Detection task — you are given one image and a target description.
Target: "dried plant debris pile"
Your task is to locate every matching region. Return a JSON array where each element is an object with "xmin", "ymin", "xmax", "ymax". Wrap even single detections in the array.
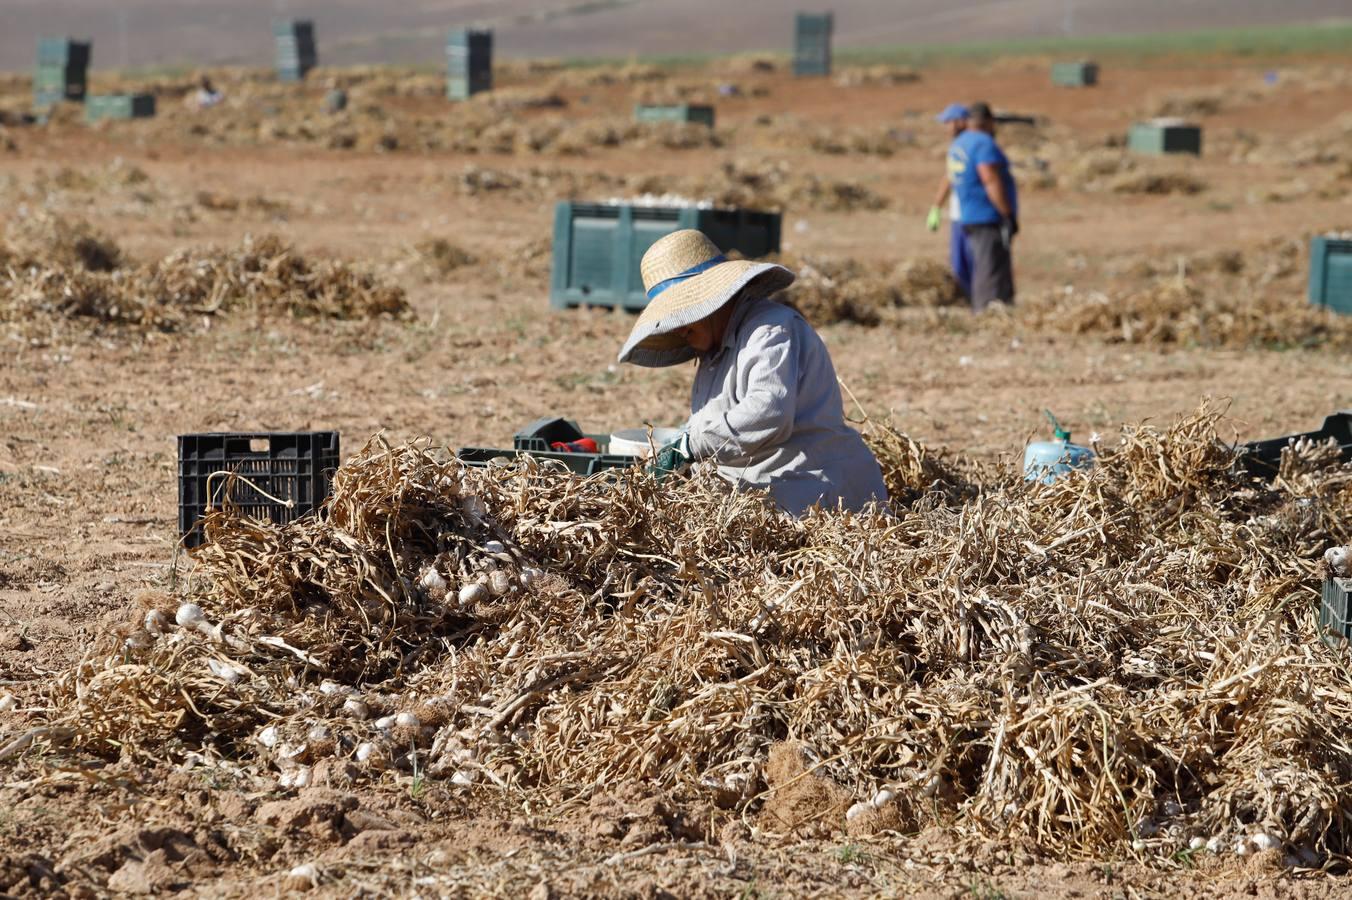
[
  {"xmin": 1022, "ymin": 238, "xmax": 1352, "ymax": 350},
  {"xmin": 24, "ymin": 404, "xmax": 1352, "ymax": 864},
  {"xmin": 1, "ymin": 221, "xmax": 408, "ymax": 331},
  {"xmin": 784, "ymin": 255, "xmax": 964, "ymax": 327}
]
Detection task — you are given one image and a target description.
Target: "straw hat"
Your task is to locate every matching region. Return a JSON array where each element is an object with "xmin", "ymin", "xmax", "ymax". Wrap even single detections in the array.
[{"xmin": 617, "ymin": 229, "xmax": 794, "ymax": 368}]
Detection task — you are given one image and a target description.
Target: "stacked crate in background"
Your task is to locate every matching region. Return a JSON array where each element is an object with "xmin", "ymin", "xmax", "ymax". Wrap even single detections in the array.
[
  {"xmin": 793, "ymin": 13, "xmax": 833, "ymax": 77},
  {"xmin": 34, "ymin": 37, "xmax": 91, "ymax": 110},
  {"xmin": 634, "ymin": 104, "xmax": 715, "ymax": 127},
  {"xmin": 1128, "ymin": 119, "xmax": 1203, "ymax": 155},
  {"xmin": 86, "ymin": 94, "xmax": 157, "ymax": 122},
  {"xmin": 275, "ymin": 20, "xmax": 318, "ymax": 82},
  {"xmin": 447, "ymin": 29, "xmax": 493, "ymax": 100},
  {"xmin": 1051, "ymin": 61, "xmax": 1099, "ymax": 87}
]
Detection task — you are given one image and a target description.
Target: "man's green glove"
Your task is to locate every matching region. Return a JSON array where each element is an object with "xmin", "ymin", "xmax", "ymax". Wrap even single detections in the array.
[
  {"xmin": 647, "ymin": 432, "xmax": 692, "ymax": 482},
  {"xmin": 925, "ymin": 206, "xmax": 942, "ymax": 232}
]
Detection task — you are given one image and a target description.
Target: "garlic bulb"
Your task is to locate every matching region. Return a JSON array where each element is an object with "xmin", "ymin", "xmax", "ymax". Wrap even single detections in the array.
[
  {"xmin": 458, "ymin": 583, "xmax": 488, "ymax": 607},
  {"xmin": 418, "ymin": 567, "xmax": 448, "ymax": 602},
  {"xmin": 1252, "ymin": 833, "xmax": 1280, "ymax": 852},
  {"xmin": 871, "ymin": 789, "xmax": 895, "ymax": 809},
  {"xmin": 257, "ymin": 725, "xmax": 279, "ymax": 748},
  {"xmin": 483, "ymin": 540, "xmax": 506, "ymax": 555},
  {"xmin": 175, "ymin": 603, "xmax": 217, "ymax": 639},
  {"xmin": 175, "ymin": 603, "xmax": 206, "ymax": 628},
  {"xmin": 394, "ymin": 711, "xmax": 420, "ymax": 728},
  {"xmin": 144, "ymin": 609, "xmax": 167, "ymax": 634},
  {"xmin": 279, "ymin": 766, "xmax": 312, "ymax": 789},
  {"xmin": 487, "ymin": 569, "xmax": 512, "ymax": 597},
  {"xmin": 342, "ymin": 698, "xmax": 369, "ymax": 720},
  {"xmin": 355, "ymin": 741, "xmax": 388, "ymax": 769},
  {"xmin": 207, "ymin": 659, "xmax": 244, "ymax": 684},
  {"xmin": 845, "ymin": 801, "xmax": 870, "ymax": 822},
  {"xmin": 285, "ymin": 864, "xmax": 319, "ymax": 891}
]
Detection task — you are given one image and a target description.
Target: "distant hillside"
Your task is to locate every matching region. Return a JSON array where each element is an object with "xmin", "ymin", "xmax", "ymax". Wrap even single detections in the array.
[{"xmin": 3, "ymin": 0, "xmax": 1349, "ymax": 71}]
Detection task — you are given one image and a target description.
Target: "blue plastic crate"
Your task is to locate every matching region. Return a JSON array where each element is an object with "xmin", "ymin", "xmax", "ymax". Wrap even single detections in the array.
[
  {"xmin": 1309, "ymin": 236, "xmax": 1352, "ymax": 315},
  {"xmin": 549, "ymin": 202, "xmax": 782, "ymax": 312}
]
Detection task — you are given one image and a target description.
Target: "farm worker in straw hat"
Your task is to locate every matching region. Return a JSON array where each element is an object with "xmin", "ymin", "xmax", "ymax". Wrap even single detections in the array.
[
  {"xmin": 928, "ymin": 102, "xmax": 973, "ymax": 300},
  {"xmin": 617, "ymin": 229, "xmax": 888, "ymax": 516}
]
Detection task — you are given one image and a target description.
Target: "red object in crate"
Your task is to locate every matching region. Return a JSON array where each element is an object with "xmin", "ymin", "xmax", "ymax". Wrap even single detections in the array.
[{"xmin": 550, "ymin": 438, "xmax": 600, "ymax": 453}]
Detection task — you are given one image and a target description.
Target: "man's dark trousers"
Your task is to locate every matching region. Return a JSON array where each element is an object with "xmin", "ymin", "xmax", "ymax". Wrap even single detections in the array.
[{"xmin": 963, "ymin": 223, "xmax": 1015, "ymax": 312}]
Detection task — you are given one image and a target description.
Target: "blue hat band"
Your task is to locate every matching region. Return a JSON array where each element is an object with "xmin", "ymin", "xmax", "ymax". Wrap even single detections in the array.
[{"xmin": 645, "ymin": 255, "xmax": 728, "ymax": 301}]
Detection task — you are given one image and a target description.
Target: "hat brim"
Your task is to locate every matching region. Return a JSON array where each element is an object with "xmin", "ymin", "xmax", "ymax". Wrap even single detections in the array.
[{"xmin": 617, "ymin": 260, "xmax": 795, "ymax": 367}]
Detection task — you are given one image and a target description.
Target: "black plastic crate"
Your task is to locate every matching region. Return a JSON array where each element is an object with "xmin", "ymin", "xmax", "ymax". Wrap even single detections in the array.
[
  {"xmin": 511, "ymin": 417, "xmax": 609, "ymax": 453},
  {"xmin": 1321, "ymin": 577, "xmax": 1352, "ymax": 647},
  {"xmin": 1239, "ymin": 411, "xmax": 1352, "ymax": 479},
  {"xmin": 458, "ymin": 446, "xmax": 636, "ymax": 476},
  {"xmin": 178, "ymin": 432, "xmax": 340, "ymax": 549}
]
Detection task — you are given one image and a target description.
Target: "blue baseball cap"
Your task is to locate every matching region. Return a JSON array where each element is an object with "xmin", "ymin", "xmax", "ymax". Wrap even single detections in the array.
[{"xmin": 936, "ymin": 103, "xmax": 969, "ymax": 123}]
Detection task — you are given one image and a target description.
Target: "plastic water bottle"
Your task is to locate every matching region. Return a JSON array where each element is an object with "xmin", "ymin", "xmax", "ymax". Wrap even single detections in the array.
[{"xmin": 1023, "ymin": 410, "xmax": 1096, "ymax": 484}]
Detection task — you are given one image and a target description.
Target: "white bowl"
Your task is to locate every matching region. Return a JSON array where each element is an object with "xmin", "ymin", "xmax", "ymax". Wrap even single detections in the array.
[{"xmin": 609, "ymin": 427, "xmax": 680, "ymax": 457}]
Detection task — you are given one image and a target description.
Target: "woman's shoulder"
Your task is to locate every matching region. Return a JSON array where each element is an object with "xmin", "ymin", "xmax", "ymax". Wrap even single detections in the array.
[{"xmin": 742, "ymin": 295, "xmax": 808, "ymax": 333}]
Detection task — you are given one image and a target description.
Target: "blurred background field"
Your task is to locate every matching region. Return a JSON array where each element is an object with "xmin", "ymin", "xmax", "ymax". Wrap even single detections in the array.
[{"xmin": 1, "ymin": 5, "xmax": 1352, "ymax": 897}]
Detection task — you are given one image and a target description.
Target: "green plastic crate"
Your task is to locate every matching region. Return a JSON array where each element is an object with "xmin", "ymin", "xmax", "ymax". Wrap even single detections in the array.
[
  {"xmin": 274, "ymin": 20, "xmax": 317, "ymax": 82},
  {"xmin": 1321, "ymin": 577, "xmax": 1352, "ymax": 647},
  {"xmin": 1309, "ymin": 236, "xmax": 1352, "ymax": 314},
  {"xmin": 86, "ymin": 94, "xmax": 156, "ymax": 122},
  {"xmin": 1052, "ymin": 61, "xmax": 1098, "ymax": 87},
  {"xmin": 794, "ymin": 12, "xmax": 833, "ymax": 77},
  {"xmin": 37, "ymin": 38, "xmax": 90, "ymax": 68},
  {"xmin": 33, "ymin": 55, "xmax": 88, "ymax": 107},
  {"xmin": 634, "ymin": 104, "xmax": 714, "ymax": 127},
  {"xmin": 1128, "ymin": 120, "xmax": 1202, "ymax": 155},
  {"xmin": 549, "ymin": 202, "xmax": 782, "ymax": 312},
  {"xmin": 447, "ymin": 29, "xmax": 492, "ymax": 100}
]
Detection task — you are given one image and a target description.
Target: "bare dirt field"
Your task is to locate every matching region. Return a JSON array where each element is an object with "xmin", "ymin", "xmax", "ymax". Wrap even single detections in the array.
[{"xmin": 1, "ymin": 48, "xmax": 1352, "ymax": 898}]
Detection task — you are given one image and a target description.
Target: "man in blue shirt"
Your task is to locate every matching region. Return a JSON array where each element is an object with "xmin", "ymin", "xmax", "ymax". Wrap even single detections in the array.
[
  {"xmin": 947, "ymin": 101, "xmax": 1018, "ymax": 310},
  {"xmin": 927, "ymin": 103, "xmax": 972, "ymax": 300}
]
